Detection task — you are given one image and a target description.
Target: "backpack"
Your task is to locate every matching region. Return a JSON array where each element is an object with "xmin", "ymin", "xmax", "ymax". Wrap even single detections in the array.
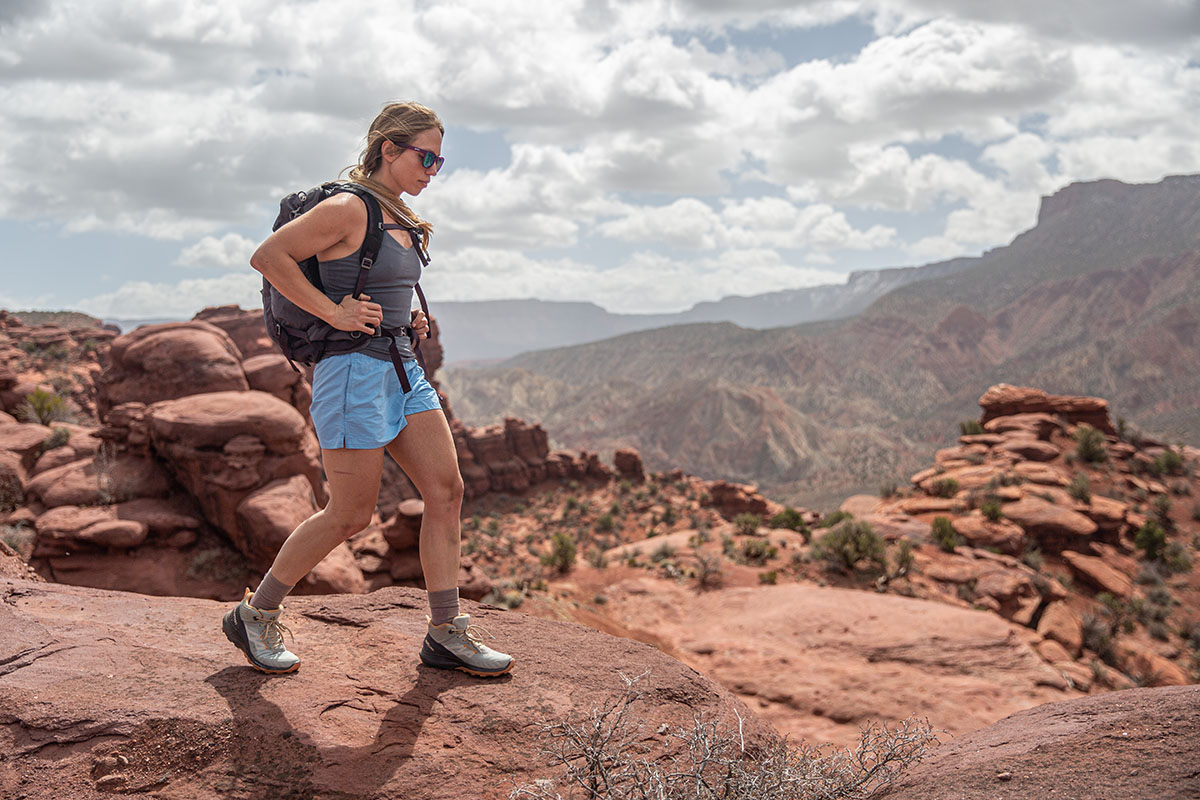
[{"xmin": 260, "ymin": 181, "xmax": 431, "ymax": 392}]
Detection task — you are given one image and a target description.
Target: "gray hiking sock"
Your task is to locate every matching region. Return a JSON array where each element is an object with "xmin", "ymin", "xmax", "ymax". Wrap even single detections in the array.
[
  {"xmin": 250, "ymin": 571, "xmax": 295, "ymax": 611},
  {"xmin": 428, "ymin": 587, "xmax": 460, "ymax": 626}
]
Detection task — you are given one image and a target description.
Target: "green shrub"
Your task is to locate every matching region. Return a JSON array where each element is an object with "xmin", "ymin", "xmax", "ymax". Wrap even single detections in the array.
[
  {"xmin": 650, "ymin": 542, "xmax": 676, "ymax": 563},
  {"xmin": 595, "ymin": 513, "xmax": 615, "ymax": 533},
  {"xmin": 812, "ymin": 521, "xmax": 886, "ymax": 572},
  {"xmin": 1151, "ymin": 494, "xmax": 1174, "ymax": 530},
  {"xmin": 1132, "ymin": 520, "xmax": 1161, "ymax": 563},
  {"xmin": 1073, "ymin": 424, "xmax": 1108, "ymax": 463},
  {"xmin": 1068, "ymin": 473, "xmax": 1092, "ymax": 504},
  {"xmin": 959, "ymin": 420, "xmax": 984, "ymax": 435},
  {"xmin": 890, "ymin": 539, "xmax": 914, "ymax": 578},
  {"xmin": 929, "ymin": 478, "xmax": 960, "ymax": 498},
  {"xmin": 1081, "ymin": 612, "xmax": 1116, "ymax": 664},
  {"xmin": 733, "ymin": 513, "xmax": 761, "ymax": 536},
  {"xmin": 695, "ymin": 550, "xmax": 723, "ymax": 589},
  {"xmin": 16, "ymin": 388, "xmax": 70, "ymax": 426},
  {"xmin": 818, "ymin": 510, "xmax": 852, "ymax": 528},
  {"xmin": 980, "ymin": 499, "xmax": 1003, "ymax": 522},
  {"xmin": 586, "ymin": 547, "xmax": 608, "ymax": 569},
  {"xmin": 758, "ymin": 569, "xmax": 778, "ymax": 585},
  {"xmin": 541, "ymin": 531, "xmax": 577, "ymax": 573},
  {"xmin": 767, "ymin": 507, "xmax": 810, "ymax": 542},
  {"xmin": 1162, "ymin": 541, "xmax": 1193, "ymax": 575},
  {"xmin": 1151, "ymin": 449, "xmax": 1184, "ymax": 477},
  {"xmin": 739, "ymin": 538, "xmax": 778, "ymax": 566},
  {"xmin": 931, "ymin": 516, "xmax": 961, "ymax": 553},
  {"xmin": 879, "ymin": 480, "xmax": 898, "ymax": 498}
]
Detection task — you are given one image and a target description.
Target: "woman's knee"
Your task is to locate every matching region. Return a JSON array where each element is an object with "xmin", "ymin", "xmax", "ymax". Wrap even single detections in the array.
[
  {"xmin": 322, "ymin": 506, "xmax": 373, "ymax": 539},
  {"xmin": 421, "ymin": 473, "xmax": 464, "ymax": 512}
]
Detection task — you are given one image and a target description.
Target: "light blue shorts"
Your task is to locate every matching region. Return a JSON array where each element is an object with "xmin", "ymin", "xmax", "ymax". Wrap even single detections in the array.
[{"xmin": 310, "ymin": 352, "xmax": 442, "ymax": 450}]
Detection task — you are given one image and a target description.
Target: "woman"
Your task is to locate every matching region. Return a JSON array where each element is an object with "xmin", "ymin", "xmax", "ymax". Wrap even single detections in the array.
[{"xmin": 222, "ymin": 101, "xmax": 513, "ymax": 678}]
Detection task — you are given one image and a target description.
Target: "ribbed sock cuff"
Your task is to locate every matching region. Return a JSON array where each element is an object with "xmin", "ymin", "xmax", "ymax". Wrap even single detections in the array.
[
  {"xmin": 250, "ymin": 571, "xmax": 295, "ymax": 611},
  {"xmin": 428, "ymin": 587, "xmax": 460, "ymax": 626}
]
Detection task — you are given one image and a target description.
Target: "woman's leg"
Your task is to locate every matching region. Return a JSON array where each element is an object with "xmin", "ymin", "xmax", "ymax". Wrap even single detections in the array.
[
  {"xmin": 383, "ymin": 409, "xmax": 463, "ymax": 593},
  {"xmin": 266, "ymin": 446, "xmax": 386, "ymax": 585}
]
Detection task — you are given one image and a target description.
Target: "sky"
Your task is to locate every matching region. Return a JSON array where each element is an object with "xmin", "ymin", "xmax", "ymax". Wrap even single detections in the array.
[{"xmin": 1, "ymin": 0, "xmax": 1198, "ymax": 320}]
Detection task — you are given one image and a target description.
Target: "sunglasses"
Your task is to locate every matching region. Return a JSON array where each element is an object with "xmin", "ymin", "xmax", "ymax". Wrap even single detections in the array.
[{"xmin": 392, "ymin": 141, "xmax": 445, "ymax": 172}]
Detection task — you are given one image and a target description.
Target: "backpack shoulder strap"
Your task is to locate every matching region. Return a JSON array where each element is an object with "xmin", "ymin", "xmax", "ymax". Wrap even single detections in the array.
[{"xmin": 328, "ymin": 183, "xmax": 384, "ymax": 300}]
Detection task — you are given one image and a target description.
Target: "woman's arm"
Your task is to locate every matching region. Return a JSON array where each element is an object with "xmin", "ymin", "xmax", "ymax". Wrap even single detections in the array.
[{"xmin": 250, "ymin": 194, "xmax": 383, "ymax": 334}]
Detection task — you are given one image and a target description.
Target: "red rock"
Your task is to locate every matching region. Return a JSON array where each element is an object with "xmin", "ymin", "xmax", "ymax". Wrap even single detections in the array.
[
  {"xmin": 1083, "ymin": 495, "xmax": 1128, "ymax": 533},
  {"xmin": 96, "ymin": 322, "xmax": 249, "ymax": 415},
  {"xmin": 26, "ymin": 453, "xmax": 172, "ymax": 508},
  {"xmin": 861, "ymin": 513, "xmax": 930, "ymax": 543},
  {"xmin": 115, "ymin": 496, "xmax": 203, "ymax": 535},
  {"xmin": 997, "ymin": 436, "xmax": 1061, "ymax": 462},
  {"xmin": 382, "ymin": 498, "xmax": 424, "ymax": 551},
  {"xmin": 920, "ymin": 556, "xmax": 985, "ymax": 584},
  {"xmin": 884, "ymin": 496, "xmax": 967, "ymax": 515},
  {"xmin": 0, "ymin": 422, "xmax": 53, "ymax": 468},
  {"xmin": 1061, "ymin": 550, "xmax": 1133, "ymax": 598},
  {"xmin": 704, "ymin": 480, "xmax": 771, "ymax": 519},
  {"xmin": 1037, "ymin": 601, "xmax": 1083, "ymax": 656},
  {"xmin": 233, "ymin": 474, "xmax": 320, "ymax": 569},
  {"xmin": 839, "ymin": 494, "xmax": 881, "ymax": 517},
  {"xmin": 935, "ymin": 444, "xmax": 989, "ymax": 464},
  {"xmin": 876, "ymin": 686, "xmax": 1200, "ymax": 800},
  {"xmin": 951, "ymin": 515, "xmax": 1026, "ymax": 555},
  {"xmin": 1037, "ymin": 638, "xmax": 1073, "ymax": 664},
  {"xmin": 984, "ymin": 412, "xmax": 1060, "ymax": 439},
  {"xmin": 77, "ymin": 519, "xmax": 149, "ymax": 548},
  {"xmin": 192, "ymin": 304, "xmax": 277, "ymax": 359},
  {"xmin": 978, "ymin": 384, "xmax": 1116, "ymax": 435},
  {"xmin": 613, "ymin": 447, "xmax": 646, "ymax": 482},
  {"xmin": 464, "ymin": 423, "xmax": 530, "ymax": 492},
  {"xmin": 1001, "ymin": 497, "xmax": 1097, "ymax": 549},
  {"xmin": 1118, "ymin": 642, "xmax": 1189, "ymax": 687},
  {"xmin": 30, "ymin": 445, "xmax": 79, "ymax": 476},
  {"xmin": 919, "ymin": 464, "xmax": 1002, "ymax": 492},
  {"xmin": 958, "ymin": 433, "xmax": 1006, "ymax": 446},
  {"xmin": 504, "ymin": 417, "xmax": 549, "ymax": 482},
  {"xmin": 300, "ymin": 541, "xmax": 366, "ymax": 595},
  {"xmin": 0, "ymin": 539, "xmax": 41, "ymax": 581},
  {"xmin": 1012, "ymin": 461, "xmax": 1070, "ymax": 486},
  {"xmin": 0, "ymin": 580, "xmax": 777, "ymax": 799}
]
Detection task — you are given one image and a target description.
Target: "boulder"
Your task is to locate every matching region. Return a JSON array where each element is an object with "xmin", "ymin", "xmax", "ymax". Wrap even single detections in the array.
[
  {"xmin": 1001, "ymin": 496, "xmax": 1097, "ymax": 550},
  {"xmin": 951, "ymin": 515, "xmax": 1027, "ymax": 555},
  {"xmin": 983, "ymin": 412, "xmax": 1060, "ymax": 439},
  {"xmin": 96, "ymin": 322, "xmax": 249, "ymax": 415},
  {"xmin": 26, "ymin": 453, "xmax": 172, "ymax": 508},
  {"xmin": 1037, "ymin": 601, "xmax": 1083, "ymax": 657},
  {"xmin": 996, "ymin": 436, "xmax": 1061, "ymax": 462},
  {"xmin": 0, "ymin": 580, "xmax": 777, "ymax": 800},
  {"xmin": 233, "ymin": 474, "xmax": 321, "ymax": 570},
  {"xmin": 1011, "ymin": 461, "xmax": 1070, "ymax": 486},
  {"xmin": 1061, "ymin": 551, "xmax": 1133, "ymax": 598},
  {"xmin": 704, "ymin": 480, "xmax": 772, "ymax": 520},
  {"xmin": 0, "ymin": 422, "xmax": 53, "ymax": 469},
  {"xmin": 192, "ymin": 304, "xmax": 277, "ymax": 359},
  {"xmin": 1117, "ymin": 642, "xmax": 1189, "ymax": 687},
  {"xmin": 613, "ymin": 447, "xmax": 646, "ymax": 483},
  {"xmin": 978, "ymin": 384, "xmax": 1116, "ymax": 435},
  {"xmin": 382, "ymin": 498, "xmax": 425, "ymax": 551}
]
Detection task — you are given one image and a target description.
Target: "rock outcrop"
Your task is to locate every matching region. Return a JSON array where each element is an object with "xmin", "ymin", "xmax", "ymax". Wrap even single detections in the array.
[
  {"xmin": 877, "ymin": 685, "xmax": 1200, "ymax": 800},
  {"xmin": 0, "ymin": 578, "xmax": 777, "ymax": 799}
]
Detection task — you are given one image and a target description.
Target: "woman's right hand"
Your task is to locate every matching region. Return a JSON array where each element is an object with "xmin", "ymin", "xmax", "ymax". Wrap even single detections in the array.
[{"xmin": 330, "ymin": 294, "xmax": 384, "ymax": 334}]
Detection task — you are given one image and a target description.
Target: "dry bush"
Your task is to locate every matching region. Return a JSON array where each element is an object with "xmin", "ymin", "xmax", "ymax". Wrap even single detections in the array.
[{"xmin": 510, "ymin": 672, "xmax": 937, "ymax": 800}]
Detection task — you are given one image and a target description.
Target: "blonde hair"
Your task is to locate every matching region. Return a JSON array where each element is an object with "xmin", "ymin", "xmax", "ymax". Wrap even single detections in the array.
[{"xmin": 346, "ymin": 101, "xmax": 443, "ymax": 243}]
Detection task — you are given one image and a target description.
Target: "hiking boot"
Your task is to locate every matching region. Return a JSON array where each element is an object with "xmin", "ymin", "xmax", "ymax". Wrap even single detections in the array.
[
  {"xmin": 420, "ymin": 614, "xmax": 514, "ymax": 677},
  {"xmin": 221, "ymin": 588, "xmax": 300, "ymax": 674}
]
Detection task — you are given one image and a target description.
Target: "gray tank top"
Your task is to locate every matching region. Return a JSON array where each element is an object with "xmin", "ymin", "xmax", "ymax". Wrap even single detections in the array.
[{"xmin": 318, "ymin": 233, "xmax": 422, "ymax": 362}]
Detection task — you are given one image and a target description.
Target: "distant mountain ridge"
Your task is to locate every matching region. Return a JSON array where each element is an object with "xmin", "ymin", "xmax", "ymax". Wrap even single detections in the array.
[{"xmin": 443, "ymin": 175, "xmax": 1200, "ymax": 506}]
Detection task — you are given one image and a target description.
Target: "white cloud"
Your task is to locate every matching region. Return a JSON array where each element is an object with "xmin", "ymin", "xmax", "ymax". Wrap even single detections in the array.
[
  {"xmin": 174, "ymin": 233, "xmax": 258, "ymax": 269},
  {"xmin": 76, "ymin": 272, "xmax": 263, "ymax": 319}
]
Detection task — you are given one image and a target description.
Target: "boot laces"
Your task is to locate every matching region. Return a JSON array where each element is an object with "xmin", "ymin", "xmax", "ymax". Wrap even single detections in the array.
[
  {"xmin": 457, "ymin": 622, "xmax": 495, "ymax": 653},
  {"xmin": 257, "ymin": 616, "xmax": 294, "ymax": 653}
]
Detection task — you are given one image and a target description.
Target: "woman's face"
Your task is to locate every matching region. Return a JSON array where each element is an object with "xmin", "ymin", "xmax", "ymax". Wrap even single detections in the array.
[{"xmin": 382, "ymin": 127, "xmax": 443, "ymax": 197}]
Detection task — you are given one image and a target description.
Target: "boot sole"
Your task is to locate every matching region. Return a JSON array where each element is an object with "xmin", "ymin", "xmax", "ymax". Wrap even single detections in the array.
[{"xmin": 222, "ymin": 608, "xmax": 300, "ymax": 675}]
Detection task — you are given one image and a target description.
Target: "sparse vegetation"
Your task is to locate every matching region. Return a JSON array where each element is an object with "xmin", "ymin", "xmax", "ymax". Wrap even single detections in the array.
[
  {"xmin": 930, "ymin": 516, "xmax": 960, "ymax": 553},
  {"xmin": 542, "ymin": 531, "xmax": 578, "ymax": 574},
  {"xmin": 15, "ymin": 388, "xmax": 70, "ymax": 426},
  {"xmin": 1072, "ymin": 424, "xmax": 1108, "ymax": 463},
  {"xmin": 758, "ymin": 569, "xmax": 778, "ymax": 585},
  {"xmin": 733, "ymin": 513, "xmax": 761, "ymax": 536},
  {"xmin": 738, "ymin": 538, "xmax": 778, "ymax": 567},
  {"xmin": 819, "ymin": 510, "xmax": 852, "ymax": 529},
  {"xmin": 1134, "ymin": 520, "xmax": 1167, "ymax": 562},
  {"xmin": 694, "ymin": 550, "xmax": 723, "ymax": 590},
  {"xmin": 1068, "ymin": 473, "xmax": 1092, "ymax": 504},
  {"xmin": 595, "ymin": 513, "xmax": 615, "ymax": 533},
  {"xmin": 1022, "ymin": 548, "xmax": 1044, "ymax": 571},
  {"xmin": 1150, "ymin": 449, "xmax": 1184, "ymax": 477},
  {"xmin": 767, "ymin": 507, "xmax": 811, "ymax": 542},
  {"xmin": 980, "ymin": 498, "xmax": 1003, "ymax": 522},
  {"xmin": 1081, "ymin": 612, "xmax": 1116, "ymax": 665},
  {"xmin": 813, "ymin": 521, "xmax": 886, "ymax": 573},
  {"xmin": 929, "ymin": 478, "xmax": 959, "ymax": 498},
  {"xmin": 510, "ymin": 672, "xmax": 937, "ymax": 800},
  {"xmin": 959, "ymin": 420, "xmax": 984, "ymax": 435}
]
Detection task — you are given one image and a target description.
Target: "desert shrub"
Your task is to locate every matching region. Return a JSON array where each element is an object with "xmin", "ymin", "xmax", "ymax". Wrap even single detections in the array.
[
  {"xmin": 487, "ymin": 519, "xmax": 501, "ymax": 537},
  {"xmin": 42, "ymin": 426, "xmax": 72, "ymax": 452},
  {"xmin": 890, "ymin": 539, "xmax": 914, "ymax": 579},
  {"xmin": 586, "ymin": 548, "xmax": 608, "ymax": 569},
  {"xmin": 650, "ymin": 542, "xmax": 676, "ymax": 564},
  {"xmin": 1022, "ymin": 547, "xmax": 1044, "ymax": 571},
  {"xmin": 660, "ymin": 505, "xmax": 677, "ymax": 525},
  {"xmin": 564, "ymin": 496, "xmax": 581, "ymax": 514},
  {"xmin": 510, "ymin": 672, "xmax": 937, "ymax": 800},
  {"xmin": 1170, "ymin": 480, "xmax": 1192, "ymax": 496},
  {"xmin": 1081, "ymin": 613, "xmax": 1117, "ymax": 665},
  {"xmin": 959, "ymin": 420, "xmax": 984, "ymax": 435},
  {"xmin": 758, "ymin": 570, "xmax": 778, "ymax": 585},
  {"xmin": 1073, "ymin": 424, "xmax": 1108, "ymax": 463},
  {"xmin": 930, "ymin": 516, "xmax": 960, "ymax": 553},
  {"xmin": 1151, "ymin": 494, "xmax": 1174, "ymax": 530},
  {"xmin": 1150, "ymin": 449, "xmax": 1184, "ymax": 477},
  {"xmin": 1135, "ymin": 520, "xmax": 1167, "ymax": 562},
  {"xmin": 929, "ymin": 478, "xmax": 959, "ymax": 498},
  {"xmin": 733, "ymin": 513, "xmax": 761, "ymax": 536},
  {"xmin": 0, "ymin": 472, "xmax": 22, "ymax": 514},
  {"xmin": 813, "ymin": 521, "xmax": 886, "ymax": 572},
  {"xmin": 818, "ymin": 510, "xmax": 852, "ymax": 529},
  {"xmin": 15, "ymin": 388, "xmax": 70, "ymax": 426},
  {"xmin": 1148, "ymin": 620, "xmax": 1171, "ymax": 641},
  {"xmin": 980, "ymin": 498, "xmax": 1003, "ymax": 522},
  {"xmin": 542, "ymin": 531, "xmax": 578, "ymax": 574},
  {"xmin": 739, "ymin": 538, "xmax": 778, "ymax": 566},
  {"xmin": 768, "ymin": 507, "xmax": 810, "ymax": 542},
  {"xmin": 694, "ymin": 551, "xmax": 723, "ymax": 590},
  {"xmin": 595, "ymin": 513, "xmax": 615, "ymax": 533},
  {"xmin": 879, "ymin": 480, "xmax": 898, "ymax": 498},
  {"xmin": 1162, "ymin": 541, "xmax": 1193, "ymax": 575},
  {"xmin": 1068, "ymin": 473, "xmax": 1092, "ymax": 504}
]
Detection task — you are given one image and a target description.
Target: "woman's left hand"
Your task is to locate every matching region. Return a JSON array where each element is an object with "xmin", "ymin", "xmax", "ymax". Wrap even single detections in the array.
[{"xmin": 410, "ymin": 309, "xmax": 429, "ymax": 340}]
